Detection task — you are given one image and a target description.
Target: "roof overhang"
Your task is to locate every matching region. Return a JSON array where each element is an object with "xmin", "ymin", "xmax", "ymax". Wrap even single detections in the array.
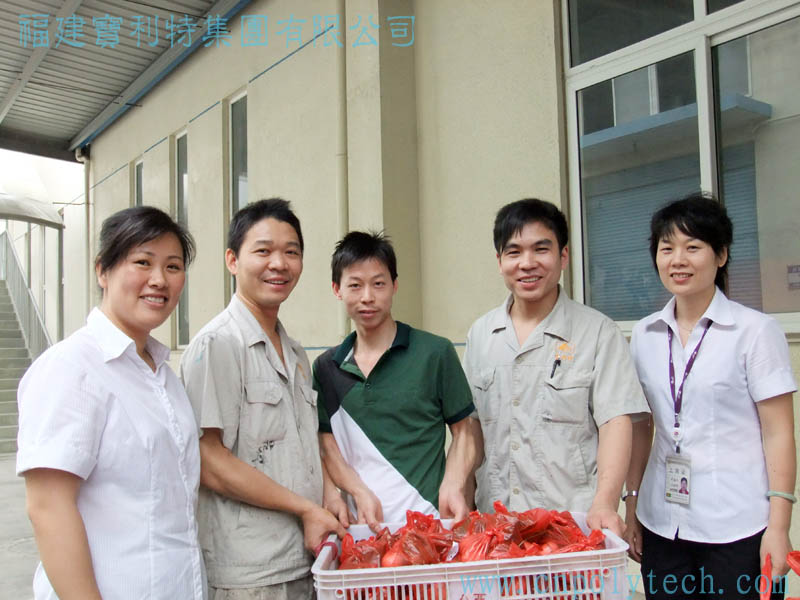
[
  {"xmin": 0, "ymin": 0, "xmax": 250, "ymax": 161},
  {"xmin": 0, "ymin": 192, "xmax": 64, "ymax": 228}
]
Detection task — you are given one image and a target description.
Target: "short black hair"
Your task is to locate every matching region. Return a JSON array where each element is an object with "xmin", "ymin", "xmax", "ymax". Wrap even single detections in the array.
[
  {"xmin": 228, "ymin": 198, "xmax": 303, "ymax": 256},
  {"xmin": 331, "ymin": 231, "xmax": 397, "ymax": 285},
  {"xmin": 493, "ymin": 199, "xmax": 569, "ymax": 253},
  {"xmin": 649, "ymin": 193, "xmax": 732, "ymax": 292},
  {"xmin": 95, "ymin": 206, "xmax": 195, "ymax": 274}
]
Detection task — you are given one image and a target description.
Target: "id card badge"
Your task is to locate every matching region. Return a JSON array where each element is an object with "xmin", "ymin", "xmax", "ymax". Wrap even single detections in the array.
[{"xmin": 665, "ymin": 453, "xmax": 691, "ymax": 505}]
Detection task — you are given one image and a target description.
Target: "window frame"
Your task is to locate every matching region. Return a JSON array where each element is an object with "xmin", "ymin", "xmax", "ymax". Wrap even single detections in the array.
[
  {"xmin": 228, "ymin": 90, "xmax": 248, "ymax": 219},
  {"xmin": 563, "ymin": 0, "xmax": 800, "ymax": 336},
  {"xmin": 174, "ymin": 130, "xmax": 189, "ymax": 349},
  {"xmin": 227, "ymin": 89, "xmax": 247, "ymax": 301},
  {"xmin": 133, "ymin": 159, "xmax": 144, "ymax": 207}
]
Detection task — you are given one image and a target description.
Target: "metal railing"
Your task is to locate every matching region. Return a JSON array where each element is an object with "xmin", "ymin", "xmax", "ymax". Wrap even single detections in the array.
[{"xmin": 0, "ymin": 231, "xmax": 52, "ymax": 359}]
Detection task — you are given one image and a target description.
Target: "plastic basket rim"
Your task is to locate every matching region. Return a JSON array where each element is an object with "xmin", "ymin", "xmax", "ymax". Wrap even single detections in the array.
[{"xmin": 312, "ymin": 513, "xmax": 629, "ymax": 578}]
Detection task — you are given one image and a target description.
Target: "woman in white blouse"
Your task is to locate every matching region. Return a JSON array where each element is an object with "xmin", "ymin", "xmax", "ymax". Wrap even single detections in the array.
[
  {"xmin": 624, "ymin": 194, "xmax": 796, "ymax": 600},
  {"xmin": 16, "ymin": 207, "xmax": 205, "ymax": 600}
]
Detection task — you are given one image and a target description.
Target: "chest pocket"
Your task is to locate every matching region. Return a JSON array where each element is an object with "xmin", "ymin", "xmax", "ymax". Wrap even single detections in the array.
[
  {"xmin": 243, "ymin": 380, "xmax": 287, "ymax": 450},
  {"xmin": 297, "ymin": 384, "xmax": 319, "ymax": 431},
  {"xmin": 541, "ymin": 369, "xmax": 591, "ymax": 425},
  {"xmin": 300, "ymin": 384, "xmax": 317, "ymax": 407},
  {"xmin": 472, "ymin": 367, "xmax": 497, "ymax": 424}
]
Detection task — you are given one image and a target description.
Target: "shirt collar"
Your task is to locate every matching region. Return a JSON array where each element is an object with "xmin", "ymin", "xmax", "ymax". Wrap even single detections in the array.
[
  {"xmin": 332, "ymin": 321, "xmax": 411, "ymax": 366},
  {"xmin": 656, "ymin": 296, "xmax": 679, "ymax": 331},
  {"xmin": 490, "ymin": 286, "xmax": 573, "ymax": 342},
  {"xmin": 656, "ymin": 287, "xmax": 735, "ymax": 331},
  {"xmin": 702, "ymin": 287, "xmax": 735, "ymax": 326},
  {"xmin": 86, "ymin": 307, "xmax": 170, "ymax": 365},
  {"xmin": 540, "ymin": 286, "xmax": 572, "ymax": 341},
  {"xmin": 487, "ymin": 296, "xmax": 512, "ymax": 333},
  {"xmin": 228, "ymin": 294, "xmax": 301, "ymax": 380},
  {"xmin": 228, "ymin": 293, "xmax": 284, "ymax": 348}
]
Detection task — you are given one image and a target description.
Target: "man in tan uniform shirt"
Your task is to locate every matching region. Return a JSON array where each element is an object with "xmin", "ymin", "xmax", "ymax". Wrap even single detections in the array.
[
  {"xmin": 463, "ymin": 199, "xmax": 649, "ymax": 535},
  {"xmin": 181, "ymin": 199, "xmax": 344, "ymax": 600}
]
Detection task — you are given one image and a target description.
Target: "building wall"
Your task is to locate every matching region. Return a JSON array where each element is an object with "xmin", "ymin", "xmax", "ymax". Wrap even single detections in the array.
[
  {"xmin": 246, "ymin": 0, "xmax": 345, "ymax": 347},
  {"xmin": 414, "ymin": 0, "xmax": 567, "ymax": 342},
  {"xmin": 185, "ymin": 103, "xmax": 227, "ymax": 340},
  {"xmin": 62, "ymin": 202, "xmax": 88, "ymax": 336}
]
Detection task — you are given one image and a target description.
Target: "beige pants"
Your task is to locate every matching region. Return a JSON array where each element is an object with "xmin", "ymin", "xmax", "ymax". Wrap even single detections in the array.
[{"xmin": 209, "ymin": 576, "xmax": 314, "ymax": 600}]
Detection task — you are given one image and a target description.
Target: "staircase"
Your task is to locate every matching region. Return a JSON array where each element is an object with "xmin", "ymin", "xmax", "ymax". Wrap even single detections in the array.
[{"xmin": 0, "ymin": 281, "xmax": 28, "ymax": 454}]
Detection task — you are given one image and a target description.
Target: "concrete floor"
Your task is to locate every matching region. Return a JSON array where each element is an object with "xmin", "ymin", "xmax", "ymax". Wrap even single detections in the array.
[{"xmin": 0, "ymin": 453, "xmax": 36, "ymax": 600}]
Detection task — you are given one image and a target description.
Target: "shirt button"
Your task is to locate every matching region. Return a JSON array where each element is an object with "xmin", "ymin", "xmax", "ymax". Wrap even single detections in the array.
[
  {"xmin": 513, "ymin": 488, "xmax": 520, "ymax": 495},
  {"xmin": 511, "ymin": 442, "xmax": 519, "ymax": 451},
  {"xmin": 365, "ymin": 382, "xmax": 371, "ymax": 389},
  {"xmin": 512, "ymin": 399, "xmax": 520, "ymax": 406},
  {"xmin": 515, "ymin": 355, "xmax": 524, "ymax": 364}
]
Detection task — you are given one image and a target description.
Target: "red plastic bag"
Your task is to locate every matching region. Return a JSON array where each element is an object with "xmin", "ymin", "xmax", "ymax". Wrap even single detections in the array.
[
  {"xmin": 487, "ymin": 541, "xmax": 528, "ymax": 560},
  {"xmin": 556, "ymin": 529, "xmax": 606, "ymax": 554},
  {"xmin": 381, "ymin": 529, "xmax": 439, "ymax": 567},
  {"xmin": 340, "ymin": 501, "xmax": 606, "ymax": 574},
  {"xmin": 453, "ymin": 510, "xmax": 498, "ymax": 539},
  {"xmin": 516, "ymin": 507, "xmax": 553, "ymax": 540},
  {"xmin": 457, "ymin": 531, "xmax": 495, "ymax": 562},
  {"xmin": 492, "ymin": 500, "xmax": 552, "ymax": 543},
  {"xmin": 339, "ymin": 528, "xmax": 395, "ymax": 570},
  {"xmin": 760, "ymin": 553, "xmax": 772, "ymax": 600},
  {"xmin": 398, "ymin": 510, "xmax": 438, "ymax": 533},
  {"xmin": 537, "ymin": 511, "xmax": 586, "ymax": 547},
  {"xmin": 787, "ymin": 550, "xmax": 800, "ymax": 576},
  {"xmin": 492, "ymin": 512, "xmax": 523, "ymax": 545}
]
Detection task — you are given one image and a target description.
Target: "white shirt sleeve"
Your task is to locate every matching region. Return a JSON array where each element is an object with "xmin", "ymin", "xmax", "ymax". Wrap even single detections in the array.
[
  {"xmin": 745, "ymin": 316, "xmax": 798, "ymax": 402},
  {"xmin": 16, "ymin": 350, "xmax": 107, "ymax": 480}
]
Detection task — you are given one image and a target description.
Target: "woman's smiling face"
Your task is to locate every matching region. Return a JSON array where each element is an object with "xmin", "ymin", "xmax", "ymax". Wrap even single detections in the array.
[
  {"xmin": 655, "ymin": 227, "xmax": 727, "ymax": 300},
  {"xmin": 97, "ymin": 232, "xmax": 186, "ymax": 345}
]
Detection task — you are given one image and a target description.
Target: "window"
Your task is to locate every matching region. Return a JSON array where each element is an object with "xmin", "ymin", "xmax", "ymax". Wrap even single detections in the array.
[
  {"xmin": 577, "ymin": 53, "xmax": 701, "ymax": 321},
  {"xmin": 568, "ymin": 0, "xmax": 693, "ymax": 66},
  {"xmin": 714, "ymin": 18, "xmax": 800, "ymax": 315},
  {"xmin": 176, "ymin": 133, "xmax": 189, "ymax": 346},
  {"xmin": 566, "ymin": 2, "xmax": 800, "ymax": 327},
  {"xmin": 134, "ymin": 160, "xmax": 143, "ymax": 206},
  {"xmin": 708, "ymin": 0, "xmax": 746, "ymax": 13},
  {"xmin": 230, "ymin": 95, "xmax": 248, "ymax": 216}
]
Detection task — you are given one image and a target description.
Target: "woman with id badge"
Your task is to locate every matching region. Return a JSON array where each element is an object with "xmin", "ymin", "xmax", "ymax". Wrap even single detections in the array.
[{"xmin": 624, "ymin": 194, "xmax": 797, "ymax": 599}]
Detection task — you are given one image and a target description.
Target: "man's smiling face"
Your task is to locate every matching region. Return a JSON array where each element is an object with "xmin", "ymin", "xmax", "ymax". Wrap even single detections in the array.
[
  {"xmin": 497, "ymin": 221, "xmax": 568, "ymax": 309},
  {"xmin": 226, "ymin": 217, "xmax": 303, "ymax": 310}
]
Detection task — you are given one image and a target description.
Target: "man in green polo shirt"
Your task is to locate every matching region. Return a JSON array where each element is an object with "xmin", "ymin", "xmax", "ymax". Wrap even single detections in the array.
[{"xmin": 313, "ymin": 231, "xmax": 483, "ymax": 530}]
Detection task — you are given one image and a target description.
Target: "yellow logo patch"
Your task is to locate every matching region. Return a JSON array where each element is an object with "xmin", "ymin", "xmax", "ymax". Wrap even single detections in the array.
[{"xmin": 555, "ymin": 341, "xmax": 575, "ymax": 362}]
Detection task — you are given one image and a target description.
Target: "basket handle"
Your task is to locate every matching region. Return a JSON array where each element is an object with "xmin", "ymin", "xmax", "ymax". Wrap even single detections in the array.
[{"xmin": 314, "ymin": 539, "xmax": 339, "ymax": 560}]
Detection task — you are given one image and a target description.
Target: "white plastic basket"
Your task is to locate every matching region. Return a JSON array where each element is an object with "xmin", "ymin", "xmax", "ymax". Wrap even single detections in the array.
[{"xmin": 312, "ymin": 513, "xmax": 629, "ymax": 600}]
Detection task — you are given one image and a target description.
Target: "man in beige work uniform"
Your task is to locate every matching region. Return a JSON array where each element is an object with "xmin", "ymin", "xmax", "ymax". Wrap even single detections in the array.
[
  {"xmin": 463, "ymin": 199, "xmax": 648, "ymax": 535},
  {"xmin": 181, "ymin": 198, "xmax": 344, "ymax": 600}
]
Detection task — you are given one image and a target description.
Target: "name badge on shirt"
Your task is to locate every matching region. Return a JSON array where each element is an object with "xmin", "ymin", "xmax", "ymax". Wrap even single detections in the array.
[{"xmin": 665, "ymin": 453, "xmax": 691, "ymax": 505}]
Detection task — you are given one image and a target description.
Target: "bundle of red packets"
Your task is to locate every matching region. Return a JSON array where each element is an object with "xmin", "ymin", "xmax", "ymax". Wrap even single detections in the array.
[{"xmin": 338, "ymin": 500, "xmax": 606, "ymax": 570}]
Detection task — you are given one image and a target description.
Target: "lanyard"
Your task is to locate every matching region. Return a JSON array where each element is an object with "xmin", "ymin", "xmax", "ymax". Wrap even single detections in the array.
[{"xmin": 667, "ymin": 319, "xmax": 712, "ymax": 451}]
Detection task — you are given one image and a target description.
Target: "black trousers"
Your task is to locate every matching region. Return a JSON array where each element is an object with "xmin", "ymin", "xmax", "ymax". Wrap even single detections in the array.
[{"xmin": 640, "ymin": 526, "xmax": 785, "ymax": 600}]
